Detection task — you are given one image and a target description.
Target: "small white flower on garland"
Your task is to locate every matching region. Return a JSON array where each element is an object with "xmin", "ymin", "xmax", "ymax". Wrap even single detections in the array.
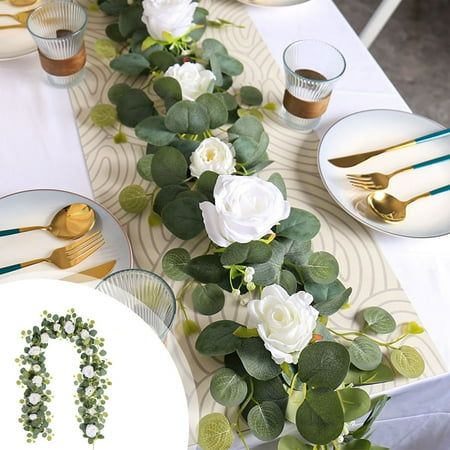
[{"xmin": 17, "ymin": 309, "xmax": 111, "ymax": 444}]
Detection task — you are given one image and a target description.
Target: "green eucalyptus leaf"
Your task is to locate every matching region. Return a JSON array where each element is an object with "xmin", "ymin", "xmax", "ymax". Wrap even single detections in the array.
[
  {"xmin": 305, "ymin": 280, "xmax": 352, "ymax": 316},
  {"xmin": 148, "ymin": 50, "xmax": 177, "ymax": 71},
  {"xmin": 233, "ymin": 327, "xmax": 259, "ymax": 338},
  {"xmin": 337, "ymin": 387, "xmax": 371, "ymax": 422},
  {"xmin": 251, "ymin": 240, "xmax": 286, "ymax": 286},
  {"xmin": 117, "ymin": 89, "xmax": 155, "ymax": 127},
  {"xmin": 119, "ymin": 185, "xmax": 149, "ymax": 213},
  {"xmin": 192, "ymin": 284, "xmax": 225, "ymax": 315},
  {"xmin": 247, "ymin": 401, "xmax": 284, "ymax": 441},
  {"xmin": 183, "ymin": 255, "xmax": 228, "ymax": 283},
  {"xmin": 202, "ymin": 38, "xmax": 228, "ymax": 59},
  {"xmin": 153, "ymin": 184, "xmax": 188, "ymax": 215},
  {"xmin": 349, "ymin": 337, "xmax": 382, "ymax": 371},
  {"xmin": 153, "ymin": 76, "xmax": 182, "ymax": 109},
  {"xmin": 237, "ymin": 107, "xmax": 264, "ymax": 121},
  {"xmin": 169, "ymin": 136, "xmax": 200, "ymax": 162},
  {"xmin": 162, "ymin": 248, "xmax": 190, "ymax": 281},
  {"xmin": 100, "ymin": 0, "xmax": 128, "ymax": 16},
  {"xmin": 247, "ymin": 159, "xmax": 273, "ymax": 173},
  {"xmin": 218, "ymin": 92, "xmax": 238, "ymax": 111},
  {"xmin": 390, "ymin": 345, "xmax": 425, "ymax": 378},
  {"xmin": 363, "ymin": 307, "xmax": 396, "ymax": 334},
  {"xmin": 232, "ymin": 135, "xmax": 258, "ymax": 165},
  {"xmin": 135, "ymin": 116, "xmax": 176, "ymax": 146},
  {"xmin": 305, "ymin": 251, "xmax": 339, "ymax": 284},
  {"xmin": 136, "ymin": 154, "xmax": 153, "ymax": 181},
  {"xmin": 268, "ymin": 172, "xmax": 287, "ymax": 199},
  {"xmin": 247, "ymin": 377, "xmax": 289, "ymax": 418},
  {"xmin": 281, "ymin": 363, "xmax": 303, "ymax": 391},
  {"xmin": 241, "ymin": 86, "xmax": 263, "ymax": 106},
  {"xmin": 90, "ymin": 104, "xmax": 117, "ymax": 127},
  {"xmin": 342, "ymin": 440, "xmax": 371, "ymax": 450},
  {"xmin": 177, "ymin": 190, "xmax": 208, "ymax": 203},
  {"xmin": 298, "ymin": 342, "xmax": 350, "ymax": 389},
  {"xmin": 296, "ymin": 389, "xmax": 344, "ymax": 445},
  {"xmin": 198, "ymin": 413, "xmax": 233, "ymax": 450},
  {"xmin": 279, "ymin": 270, "xmax": 297, "ymax": 295},
  {"xmin": 193, "ymin": 6, "xmax": 209, "ymax": 25},
  {"xmin": 281, "ymin": 239, "xmax": 312, "ymax": 266},
  {"xmin": 161, "ymin": 197, "xmax": 204, "ymax": 240},
  {"xmin": 195, "ymin": 320, "xmax": 242, "ymax": 356},
  {"xmin": 352, "ymin": 395, "xmax": 390, "ymax": 439},
  {"xmin": 197, "ymin": 171, "xmax": 218, "ymax": 202},
  {"xmin": 110, "ymin": 53, "xmax": 149, "ymax": 75},
  {"xmin": 196, "ymin": 93, "xmax": 228, "ymax": 129},
  {"xmin": 210, "ymin": 368, "xmax": 247, "ymax": 407},
  {"xmin": 105, "ymin": 22, "xmax": 127, "ymax": 42},
  {"xmin": 344, "ymin": 364, "xmax": 394, "ymax": 386},
  {"xmin": 286, "ymin": 389, "xmax": 305, "ymax": 424},
  {"xmin": 276, "ymin": 208, "xmax": 321, "ymax": 242},
  {"xmin": 209, "ymin": 54, "xmax": 224, "ymax": 87},
  {"xmin": 237, "ymin": 337, "xmax": 281, "ymax": 381},
  {"xmin": 165, "ymin": 100, "xmax": 210, "ymax": 134},
  {"xmin": 151, "ymin": 146, "xmax": 187, "ymax": 187},
  {"xmin": 220, "ymin": 241, "xmax": 272, "ymax": 266},
  {"xmin": 118, "ymin": 5, "xmax": 144, "ymax": 37},
  {"xmin": 228, "ymin": 116, "xmax": 264, "ymax": 142},
  {"xmin": 278, "ymin": 435, "xmax": 312, "ymax": 450},
  {"xmin": 220, "ymin": 55, "xmax": 244, "ymax": 76},
  {"xmin": 108, "ymin": 83, "xmax": 131, "ymax": 105}
]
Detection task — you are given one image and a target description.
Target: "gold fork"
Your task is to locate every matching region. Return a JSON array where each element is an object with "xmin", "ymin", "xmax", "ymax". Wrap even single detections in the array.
[
  {"xmin": 0, "ymin": 23, "xmax": 25, "ymax": 30},
  {"xmin": 0, "ymin": 231, "xmax": 104, "ymax": 275},
  {"xmin": 347, "ymin": 154, "xmax": 450, "ymax": 190},
  {"xmin": 0, "ymin": 9, "xmax": 35, "ymax": 25}
]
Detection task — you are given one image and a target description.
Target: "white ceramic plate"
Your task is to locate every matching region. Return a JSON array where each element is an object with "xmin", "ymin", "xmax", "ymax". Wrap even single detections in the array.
[
  {"xmin": 237, "ymin": 0, "xmax": 310, "ymax": 7},
  {"xmin": 0, "ymin": 1, "xmax": 40, "ymax": 60},
  {"xmin": 0, "ymin": 279, "xmax": 189, "ymax": 449},
  {"xmin": 318, "ymin": 109, "xmax": 450, "ymax": 238},
  {"xmin": 0, "ymin": 189, "xmax": 132, "ymax": 281}
]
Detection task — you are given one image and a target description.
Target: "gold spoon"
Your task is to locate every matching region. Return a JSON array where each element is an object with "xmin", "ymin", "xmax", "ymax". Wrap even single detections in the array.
[
  {"xmin": 0, "ymin": 9, "xmax": 35, "ymax": 25},
  {"xmin": 0, "ymin": 204, "xmax": 96, "ymax": 239},
  {"xmin": 367, "ymin": 185, "xmax": 450, "ymax": 223},
  {"xmin": 9, "ymin": 0, "xmax": 37, "ymax": 7}
]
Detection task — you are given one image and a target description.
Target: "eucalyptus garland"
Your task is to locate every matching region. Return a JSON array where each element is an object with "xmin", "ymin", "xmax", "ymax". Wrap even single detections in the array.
[
  {"xmin": 91, "ymin": 1, "xmax": 427, "ymax": 449},
  {"xmin": 17, "ymin": 310, "xmax": 111, "ymax": 444}
]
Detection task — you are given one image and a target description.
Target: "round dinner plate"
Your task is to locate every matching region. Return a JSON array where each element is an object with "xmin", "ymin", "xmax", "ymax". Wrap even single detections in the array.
[
  {"xmin": 318, "ymin": 109, "xmax": 450, "ymax": 238},
  {"xmin": 0, "ymin": 189, "xmax": 132, "ymax": 281},
  {"xmin": 0, "ymin": 1, "xmax": 41, "ymax": 60},
  {"xmin": 0, "ymin": 279, "xmax": 189, "ymax": 449}
]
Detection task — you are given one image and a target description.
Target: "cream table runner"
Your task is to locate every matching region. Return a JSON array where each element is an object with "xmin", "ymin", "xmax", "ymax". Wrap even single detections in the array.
[{"xmin": 69, "ymin": 0, "xmax": 446, "ymax": 442}]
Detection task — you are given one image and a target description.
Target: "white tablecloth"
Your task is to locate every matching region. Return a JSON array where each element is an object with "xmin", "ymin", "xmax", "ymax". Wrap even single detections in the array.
[{"xmin": 1, "ymin": 0, "xmax": 449, "ymax": 448}]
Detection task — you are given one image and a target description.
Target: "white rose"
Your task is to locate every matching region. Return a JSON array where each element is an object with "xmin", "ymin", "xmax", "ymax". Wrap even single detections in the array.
[
  {"xmin": 80, "ymin": 329, "xmax": 90, "ymax": 340},
  {"xmin": 247, "ymin": 285, "xmax": 319, "ymax": 364},
  {"xmin": 85, "ymin": 424, "xmax": 99, "ymax": 438},
  {"xmin": 141, "ymin": 0, "xmax": 196, "ymax": 41},
  {"xmin": 86, "ymin": 348, "xmax": 94, "ymax": 356},
  {"xmin": 40, "ymin": 333, "xmax": 49, "ymax": 344},
  {"xmin": 85, "ymin": 386, "xmax": 96, "ymax": 397},
  {"xmin": 199, "ymin": 175, "xmax": 291, "ymax": 247},
  {"xmin": 165, "ymin": 62, "xmax": 215, "ymax": 101},
  {"xmin": 29, "ymin": 346, "xmax": 41, "ymax": 356},
  {"xmin": 29, "ymin": 393, "xmax": 41, "ymax": 405},
  {"xmin": 64, "ymin": 321, "xmax": 75, "ymax": 334},
  {"xmin": 82, "ymin": 365, "xmax": 95, "ymax": 379},
  {"xmin": 88, "ymin": 407, "xmax": 97, "ymax": 416},
  {"xmin": 189, "ymin": 137, "xmax": 236, "ymax": 178},
  {"xmin": 32, "ymin": 364, "xmax": 41, "ymax": 373},
  {"xmin": 53, "ymin": 323, "xmax": 61, "ymax": 332},
  {"xmin": 29, "ymin": 414, "xmax": 37, "ymax": 421},
  {"xmin": 32, "ymin": 375, "xmax": 43, "ymax": 387}
]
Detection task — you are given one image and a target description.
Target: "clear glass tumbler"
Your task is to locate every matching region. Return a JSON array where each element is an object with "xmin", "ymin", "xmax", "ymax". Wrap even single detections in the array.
[
  {"xmin": 282, "ymin": 40, "xmax": 346, "ymax": 132},
  {"xmin": 27, "ymin": 1, "xmax": 88, "ymax": 88}
]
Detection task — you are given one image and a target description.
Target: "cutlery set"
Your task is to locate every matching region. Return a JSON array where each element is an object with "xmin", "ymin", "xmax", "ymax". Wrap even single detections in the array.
[
  {"xmin": 0, "ymin": 8, "xmax": 34, "ymax": 30},
  {"xmin": 328, "ymin": 128, "xmax": 450, "ymax": 222},
  {"xmin": 0, "ymin": 203, "xmax": 114, "ymax": 279}
]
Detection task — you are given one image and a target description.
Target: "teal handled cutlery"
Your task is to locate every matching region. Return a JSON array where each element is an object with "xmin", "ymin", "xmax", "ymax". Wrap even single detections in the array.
[
  {"xmin": 329, "ymin": 128, "xmax": 450, "ymax": 168},
  {"xmin": 347, "ymin": 154, "xmax": 450, "ymax": 190},
  {"xmin": 367, "ymin": 185, "xmax": 450, "ymax": 222}
]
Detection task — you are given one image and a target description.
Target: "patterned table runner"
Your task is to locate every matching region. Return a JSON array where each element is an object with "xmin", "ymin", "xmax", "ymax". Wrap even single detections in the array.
[{"xmin": 70, "ymin": 0, "xmax": 446, "ymax": 443}]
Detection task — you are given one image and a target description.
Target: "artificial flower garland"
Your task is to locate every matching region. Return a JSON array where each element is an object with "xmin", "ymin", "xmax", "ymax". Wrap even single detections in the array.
[
  {"xmin": 17, "ymin": 310, "xmax": 111, "ymax": 444},
  {"xmin": 91, "ymin": 1, "xmax": 427, "ymax": 448}
]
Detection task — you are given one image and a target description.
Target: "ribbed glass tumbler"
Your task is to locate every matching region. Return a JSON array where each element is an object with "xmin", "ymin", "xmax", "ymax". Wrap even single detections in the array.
[
  {"xmin": 27, "ymin": 1, "xmax": 87, "ymax": 88},
  {"xmin": 96, "ymin": 269, "xmax": 177, "ymax": 340},
  {"xmin": 282, "ymin": 40, "xmax": 346, "ymax": 132}
]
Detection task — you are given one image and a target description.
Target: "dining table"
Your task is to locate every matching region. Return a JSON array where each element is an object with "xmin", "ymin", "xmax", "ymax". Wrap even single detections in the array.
[{"xmin": 0, "ymin": 0, "xmax": 449, "ymax": 449}]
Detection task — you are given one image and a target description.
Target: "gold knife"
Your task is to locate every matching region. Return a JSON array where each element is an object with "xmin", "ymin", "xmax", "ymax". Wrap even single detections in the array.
[{"xmin": 61, "ymin": 260, "xmax": 116, "ymax": 283}]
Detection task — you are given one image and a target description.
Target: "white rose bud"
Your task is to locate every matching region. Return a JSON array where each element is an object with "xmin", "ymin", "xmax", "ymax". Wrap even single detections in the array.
[
  {"xmin": 247, "ymin": 285, "xmax": 318, "ymax": 364},
  {"xmin": 53, "ymin": 323, "xmax": 61, "ymax": 332},
  {"xmin": 232, "ymin": 289, "xmax": 241, "ymax": 300},
  {"xmin": 32, "ymin": 375, "xmax": 43, "ymax": 387},
  {"xmin": 81, "ymin": 329, "xmax": 90, "ymax": 340},
  {"xmin": 64, "ymin": 321, "xmax": 75, "ymax": 334},
  {"xmin": 85, "ymin": 424, "xmax": 99, "ymax": 438},
  {"xmin": 29, "ymin": 346, "xmax": 41, "ymax": 356},
  {"xmin": 246, "ymin": 282, "xmax": 256, "ymax": 291},
  {"xmin": 240, "ymin": 296, "xmax": 250, "ymax": 307},
  {"xmin": 189, "ymin": 137, "xmax": 236, "ymax": 178},
  {"xmin": 82, "ymin": 365, "xmax": 95, "ymax": 379},
  {"xmin": 40, "ymin": 333, "xmax": 49, "ymax": 344},
  {"xmin": 85, "ymin": 386, "xmax": 96, "ymax": 396},
  {"xmin": 32, "ymin": 364, "xmax": 41, "ymax": 373},
  {"xmin": 29, "ymin": 393, "xmax": 41, "ymax": 405},
  {"xmin": 29, "ymin": 414, "xmax": 37, "ymax": 421},
  {"xmin": 141, "ymin": 0, "xmax": 196, "ymax": 41},
  {"xmin": 200, "ymin": 175, "xmax": 291, "ymax": 247},
  {"xmin": 86, "ymin": 348, "xmax": 94, "ymax": 356},
  {"xmin": 165, "ymin": 62, "xmax": 215, "ymax": 101}
]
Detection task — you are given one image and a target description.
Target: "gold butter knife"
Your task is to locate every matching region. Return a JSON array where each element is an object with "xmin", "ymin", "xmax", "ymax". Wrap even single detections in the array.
[{"xmin": 61, "ymin": 260, "xmax": 116, "ymax": 283}]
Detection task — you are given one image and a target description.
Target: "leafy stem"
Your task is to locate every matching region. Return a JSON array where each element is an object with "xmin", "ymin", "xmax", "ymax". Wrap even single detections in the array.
[
  {"xmin": 327, "ymin": 328, "xmax": 408, "ymax": 349},
  {"xmin": 233, "ymin": 378, "xmax": 254, "ymax": 450},
  {"xmin": 176, "ymin": 279, "xmax": 195, "ymax": 320}
]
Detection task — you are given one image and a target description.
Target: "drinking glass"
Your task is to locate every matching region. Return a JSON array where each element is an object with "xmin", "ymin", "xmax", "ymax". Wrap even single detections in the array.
[
  {"xmin": 27, "ymin": 1, "xmax": 87, "ymax": 88},
  {"xmin": 282, "ymin": 40, "xmax": 346, "ymax": 131},
  {"xmin": 96, "ymin": 269, "xmax": 177, "ymax": 340}
]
